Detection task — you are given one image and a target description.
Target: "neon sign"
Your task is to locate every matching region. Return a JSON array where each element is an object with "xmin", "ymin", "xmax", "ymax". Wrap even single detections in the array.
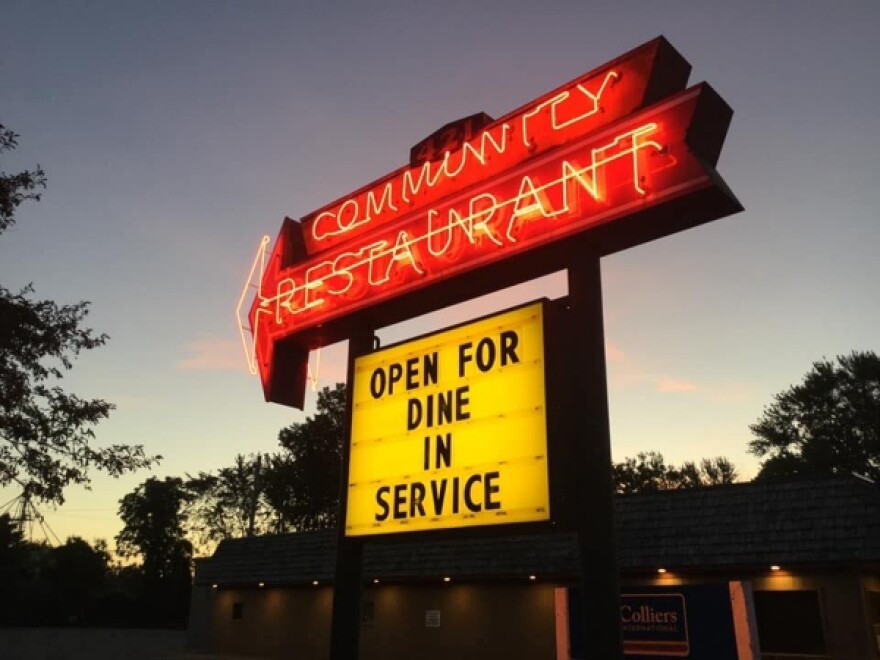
[{"xmin": 239, "ymin": 37, "xmax": 740, "ymax": 407}]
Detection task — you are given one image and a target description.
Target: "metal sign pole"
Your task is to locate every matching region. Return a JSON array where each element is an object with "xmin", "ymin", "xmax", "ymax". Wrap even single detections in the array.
[
  {"xmin": 329, "ymin": 327, "xmax": 374, "ymax": 660},
  {"xmin": 567, "ymin": 256, "xmax": 623, "ymax": 659}
]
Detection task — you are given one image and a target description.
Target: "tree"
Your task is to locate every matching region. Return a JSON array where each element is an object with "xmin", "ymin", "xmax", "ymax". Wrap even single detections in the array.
[
  {"xmin": 186, "ymin": 453, "xmax": 269, "ymax": 552},
  {"xmin": 0, "ymin": 123, "xmax": 159, "ymax": 505},
  {"xmin": 0, "ymin": 513, "xmax": 28, "ymax": 594},
  {"xmin": 117, "ymin": 477, "xmax": 193, "ymax": 579},
  {"xmin": 267, "ymin": 384, "xmax": 346, "ymax": 531},
  {"xmin": 44, "ymin": 536, "xmax": 110, "ymax": 624},
  {"xmin": 261, "ymin": 452, "xmax": 299, "ymax": 534},
  {"xmin": 116, "ymin": 477, "xmax": 192, "ymax": 626},
  {"xmin": 612, "ymin": 452, "xmax": 737, "ymax": 494},
  {"xmin": 0, "ymin": 125, "xmax": 45, "ymax": 232},
  {"xmin": 749, "ymin": 351, "xmax": 880, "ymax": 481}
]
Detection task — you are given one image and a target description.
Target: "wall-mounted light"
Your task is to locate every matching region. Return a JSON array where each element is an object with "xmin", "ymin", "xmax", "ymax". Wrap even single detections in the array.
[
  {"xmin": 657, "ymin": 568, "xmax": 667, "ymax": 574},
  {"xmin": 258, "ymin": 582, "xmax": 265, "ymax": 588},
  {"xmin": 212, "ymin": 584, "xmax": 218, "ymax": 589},
  {"xmin": 312, "ymin": 580, "xmax": 320, "ymax": 586},
  {"xmin": 443, "ymin": 577, "xmax": 451, "ymax": 583},
  {"xmin": 770, "ymin": 565, "xmax": 781, "ymax": 571},
  {"xmin": 373, "ymin": 578, "xmax": 380, "ymax": 584},
  {"xmin": 529, "ymin": 575, "xmax": 537, "ymax": 581}
]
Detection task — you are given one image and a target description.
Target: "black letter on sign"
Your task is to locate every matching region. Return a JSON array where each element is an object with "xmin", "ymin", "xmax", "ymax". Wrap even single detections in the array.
[
  {"xmin": 407, "ymin": 398, "xmax": 423, "ymax": 431},
  {"xmin": 458, "ymin": 341, "xmax": 473, "ymax": 377},
  {"xmin": 455, "ymin": 386, "xmax": 470, "ymax": 421},
  {"xmin": 500, "ymin": 330, "xmax": 520, "ymax": 366},
  {"xmin": 425, "ymin": 433, "xmax": 453, "ymax": 470},
  {"xmin": 485, "ymin": 471, "xmax": 501, "ymax": 510},
  {"xmin": 370, "ymin": 368, "xmax": 386, "ymax": 399},
  {"xmin": 437, "ymin": 433, "xmax": 452, "ymax": 469},
  {"xmin": 464, "ymin": 474, "xmax": 482, "ymax": 513},
  {"xmin": 406, "ymin": 356, "xmax": 419, "ymax": 391},
  {"xmin": 423, "ymin": 352, "xmax": 438, "ymax": 386},
  {"xmin": 431, "ymin": 479, "xmax": 447, "ymax": 516},
  {"xmin": 410, "ymin": 482, "xmax": 426, "ymax": 518},
  {"xmin": 476, "ymin": 337, "xmax": 496, "ymax": 372},
  {"xmin": 393, "ymin": 484, "xmax": 407, "ymax": 520},
  {"xmin": 375, "ymin": 486, "xmax": 391, "ymax": 521},
  {"xmin": 388, "ymin": 363, "xmax": 403, "ymax": 394}
]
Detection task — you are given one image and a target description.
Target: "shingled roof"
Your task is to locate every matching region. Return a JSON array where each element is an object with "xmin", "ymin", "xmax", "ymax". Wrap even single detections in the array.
[{"xmin": 194, "ymin": 476, "xmax": 880, "ymax": 586}]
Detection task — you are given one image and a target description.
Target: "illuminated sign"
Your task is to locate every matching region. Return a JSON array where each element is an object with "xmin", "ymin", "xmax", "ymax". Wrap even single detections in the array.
[
  {"xmin": 239, "ymin": 37, "xmax": 740, "ymax": 407},
  {"xmin": 621, "ymin": 594, "xmax": 689, "ymax": 656},
  {"xmin": 345, "ymin": 302, "xmax": 548, "ymax": 536}
]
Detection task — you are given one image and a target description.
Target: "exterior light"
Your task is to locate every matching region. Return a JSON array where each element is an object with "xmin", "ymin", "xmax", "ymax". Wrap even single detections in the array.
[
  {"xmin": 212, "ymin": 584, "xmax": 218, "ymax": 589},
  {"xmin": 529, "ymin": 575, "xmax": 537, "ymax": 581},
  {"xmin": 443, "ymin": 577, "xmax": 451, "ymax": 583},
  {"xmin": 373, "ymin": 579, "xmax": 380, "ymax": 584},
  {"xmin": 657, "ymin": 568, "xmax": 667, "ymax": 574},
  {"xmin": 312, "ymin": 580, "xmax": 319, "ymax": 586},
  {"xmin": 258, "ymin": 582, "xmax": 265, "ymax": 588},
  {"xmin": 770, "ymin": 565, "xmax": 781, "ymax": 571}
]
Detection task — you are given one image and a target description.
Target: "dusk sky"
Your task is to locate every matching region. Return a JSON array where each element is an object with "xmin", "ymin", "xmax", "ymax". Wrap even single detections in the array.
[{"xmin": 2, "ymin": 1, "xmax": 878, "ymax": 548}]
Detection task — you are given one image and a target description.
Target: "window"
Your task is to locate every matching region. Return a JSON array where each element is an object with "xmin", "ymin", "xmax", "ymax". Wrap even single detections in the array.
[
  {"xmin": 753, "ymin": 590, "xmax": 825, "ymax": 655},
  {"xmin": 232, "ymin": 602, "xmax": 244, "ymax": 620}
]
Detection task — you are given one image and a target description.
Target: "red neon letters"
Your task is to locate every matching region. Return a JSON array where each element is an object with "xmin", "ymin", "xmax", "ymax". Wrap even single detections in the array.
[{"xmin": 240, "ymin": 38, "xmax": 739, "ymax": 407}]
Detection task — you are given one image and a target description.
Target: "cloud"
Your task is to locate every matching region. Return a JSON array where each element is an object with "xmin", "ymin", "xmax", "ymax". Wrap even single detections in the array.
[
  {"xmin": 656, "ymin": 378, "xmax": 699, "ymax": 393},
  {"xmin": 611, "ymin": 372, "xmax": 699, "ymax": 394},
  {"xmin": 703, "ymin": 381, "xmax": 759, "ymax": 405},
  {"xmin": 177, "ymin": 336, "xmax": 246, "ymax": 372},
  {"xmin": 605, "ymin": 341, "xmax": 625, "ymax": 363},
  {"xmin": 606, "ymin": 346, "xmax": 698, "ymax": 394}
]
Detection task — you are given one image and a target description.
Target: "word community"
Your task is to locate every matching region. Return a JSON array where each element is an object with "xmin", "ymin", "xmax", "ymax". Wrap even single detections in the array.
[{"xmin": 370, "ymin": 330, "xmax": 521, "ymax": 523}]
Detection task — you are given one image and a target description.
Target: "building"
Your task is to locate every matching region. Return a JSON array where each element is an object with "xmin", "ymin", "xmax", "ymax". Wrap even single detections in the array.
[{"xmin": 187, "ymin": 476, "xmax": 880, "ymax": 659}]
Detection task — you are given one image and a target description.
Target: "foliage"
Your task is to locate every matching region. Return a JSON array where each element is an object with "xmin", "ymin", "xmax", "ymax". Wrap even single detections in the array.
[
  {"xmin": 185, "ymin": 418, "xmax": 348, "ymax": 549},
  {"xmin": 0, "ymin": 513, "xmax": 29, "ymax": 592},
  {"xmin": 268, "ymin": 383, "xmax": 347, "ymax": 531},
  {"xmin": 186, "ymin": 453, "xmax": 269, "ymax": 551},
  {"xmin": 261, "ymin": 451, "xmax": 299, "ymax": 534},
  {"xmin": 0, "ymin": 123, "xmax": 159, "ymax": 504},
  {"xmin": 0, "ymin": 525, "xmax": 117, "ymax": 626},
  {"xmin": 612, "ymin": 452, "xmax": 737, "ymax": 494},
  {"xmin": 0, "ymin": 125, "xmax": 46, "ymax": 233},
  {"xmin": 44, "ymin": 536, "xmax": 110, "ymax": 624},
  {"xmin": 117, "ymin": 477, "xmax": 193, "ymax": 578},
  {"xmin": 116, "ymin": 477, "xmax": 193, "ymax": 626},
  {"xmin": 749, "ymin": 351, "xmax": 880, "ymax": 481}
]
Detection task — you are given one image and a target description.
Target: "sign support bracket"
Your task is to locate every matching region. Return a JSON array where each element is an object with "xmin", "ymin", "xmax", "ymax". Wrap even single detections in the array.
[
  {"xmin": 566, "ymin": 256, "xmax": 623, "ymax": 659},
  {"xmin": 329, "ymin": 326, "xmax": 374, "ymax": 660}
]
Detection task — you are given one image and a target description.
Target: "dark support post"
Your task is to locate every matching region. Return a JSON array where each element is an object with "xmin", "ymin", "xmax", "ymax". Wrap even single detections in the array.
[
  {"xmin": 567, "ymin": 256, "xmax": 622, "ymax": 659},
  {"xmin": 329, "ymin": 327, "xmax": 374, "ymax": 660}
]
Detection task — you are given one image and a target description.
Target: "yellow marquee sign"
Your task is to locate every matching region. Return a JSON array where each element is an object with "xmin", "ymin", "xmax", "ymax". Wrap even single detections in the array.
[{"xmin": 345, "ymin": 301, "xmax": 550, "ymax": 536}]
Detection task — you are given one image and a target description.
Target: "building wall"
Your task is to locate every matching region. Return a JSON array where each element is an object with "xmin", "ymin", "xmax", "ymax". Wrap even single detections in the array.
[
  {"xmin": 188, "ymin": 572, "xmax": 878, "ymax": 660},
  {"xmin": 188, "ymin": 582, "xmax": 556, "ymax": 660},
  {"xmin": 187, "ymin": 585, "xmax": 213, "ymax": 654},
  {"xmin": 629, "ymin": 571, "xmax": 875, "ymax": 660},
  {"xmin": 860, "ymin": 575, "xmax": 880, "ymax": 659},
  {"xmin": 193, "ymin": 584, "xmax": 333, "ymax": 659},
  {"xmin": 360, "ymin": 583, "xmax": 556, "ymax": 660}
]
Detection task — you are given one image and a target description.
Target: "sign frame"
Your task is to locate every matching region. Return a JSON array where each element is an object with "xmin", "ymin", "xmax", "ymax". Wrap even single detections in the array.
[{"xmin": 341, "ymin": 297, "xmax": 574, "ymax": 544}]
